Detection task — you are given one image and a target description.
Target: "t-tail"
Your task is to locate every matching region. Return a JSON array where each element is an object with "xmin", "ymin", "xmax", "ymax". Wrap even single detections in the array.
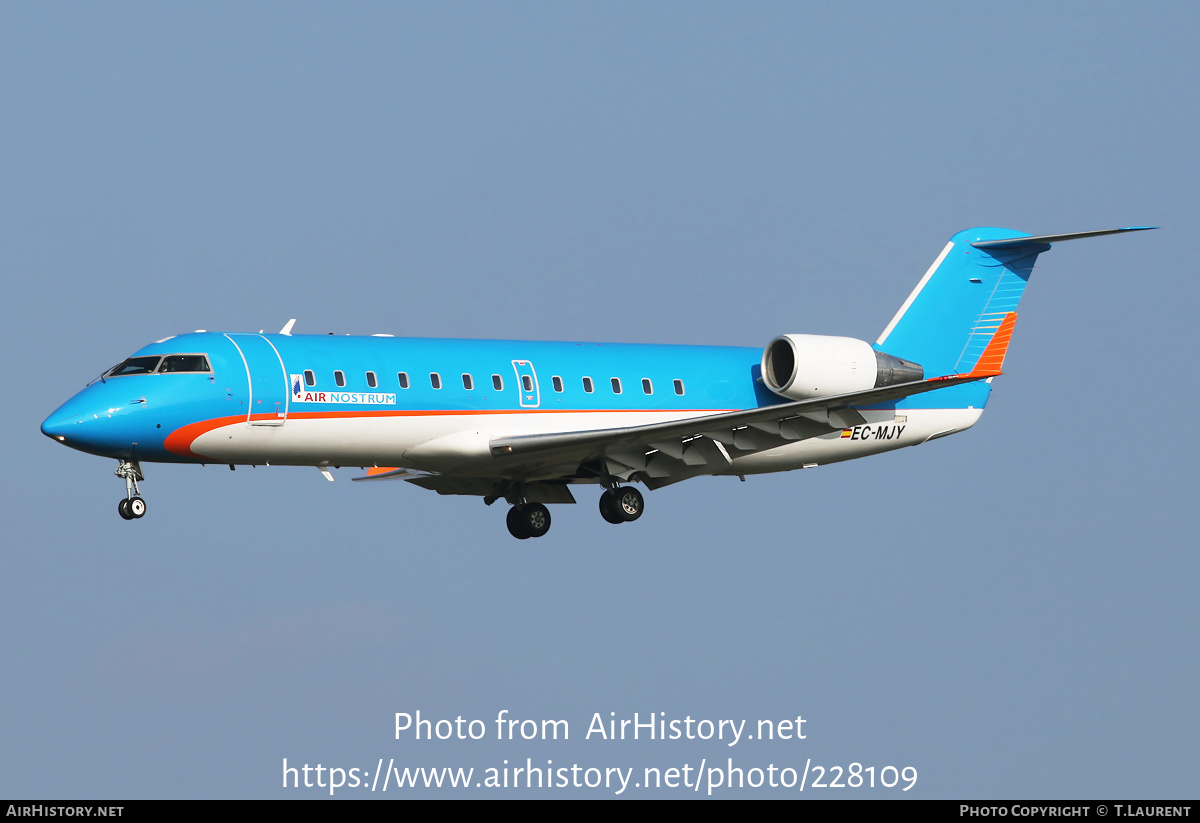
[{"xmin": 875, "ymin": 226, "xmax": 1156, "ymax": 401}]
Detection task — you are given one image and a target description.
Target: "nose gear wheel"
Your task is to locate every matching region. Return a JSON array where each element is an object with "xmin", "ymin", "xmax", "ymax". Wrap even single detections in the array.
[{"xmin": 115, "ymin": 460, "xmax": 147, "ymax": 520}]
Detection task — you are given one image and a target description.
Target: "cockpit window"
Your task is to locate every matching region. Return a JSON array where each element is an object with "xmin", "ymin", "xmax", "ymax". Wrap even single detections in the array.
[
  {"xmin": 157, "ymin": 354, "xmax": 211, "ymax": 373},
  {"xmin": 108, "ymin": 356, "xmax": 161, "ymax": 376}
]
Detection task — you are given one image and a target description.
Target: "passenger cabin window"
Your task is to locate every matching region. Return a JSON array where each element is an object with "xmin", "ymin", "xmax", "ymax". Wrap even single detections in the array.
[
  {"xmin": 674, "ymin": 379, "xmax": 685, "ymax": 396},
  {"xmin": 334, "ymin": 370, "xmax": 346, "ymax": 388},
  {"xmin": 398, "ymin": 372, "xmax": 409, "ymax": 389},
  {"xmin": 304, "ymin": 370, "xmax": 316, "ymax": 387},
  {"xmin": 366, "ymin": 371, "xmax": 377, "ymax": 388},
  {"xmin": 552, "ymin": 376, "xmax": 563, "ymax": 392},
  {"xmin": 583, "ymin": 377, "xmax": 594, "ymax": 393},
  {"xmin": 430, "ymin": 373, "xmax": 442, "ymax": 389},
  {"xmin": 492, "ymin": 374, "xmax": 503, "ymax": 391},
  {"xmin": 641, "ymin": 378, "xmax": 653, "ymax": 395},
  {"xmin": 522, "ymin": 375, "xmax": 533, "ymax": 392},
  {"xmin": 158, "ymin": 354, "xmax": 211, "ymax": 373},
  {"xmin": 109, "ymin": 356, "xmax": 160, "ymax": 376},
  {"xmin": 611, "ymin": 377, "xmax": 622, "ymax": 394},
  {"xmin": 462, "ymin": 373, "xmax": 473, "ymax": 390}
]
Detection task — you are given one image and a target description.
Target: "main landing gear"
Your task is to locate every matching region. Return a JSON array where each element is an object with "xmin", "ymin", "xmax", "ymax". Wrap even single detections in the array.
[
  {"xmin": 506, "ymin": 503, "xmax": 551, "ymax": 539},
  {"xmin": 599, "ymin": 486, "xmax": 643, "ymax": 525},
  {"xmin": 115, "ymin": 460, "xmax": 147, "ymax": 520},
  {"xmin": 503, "ymin": 485, "xmax": 645, "ymax": 539}
]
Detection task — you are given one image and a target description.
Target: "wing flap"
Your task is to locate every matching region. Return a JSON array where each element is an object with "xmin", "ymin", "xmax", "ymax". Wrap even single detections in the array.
[
  {"xmin": 489, "ymin": 373, "xmax": 986, "ymax": 465},
  {"xmin": 364, "ymin": 373, "xmax": 992, "ymax": 495}
]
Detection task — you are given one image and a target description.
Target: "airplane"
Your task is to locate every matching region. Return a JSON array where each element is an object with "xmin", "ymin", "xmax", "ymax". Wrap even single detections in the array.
[{"xmin": 41, "ymin": 226, "xmax": 1153, "ymax": 539}]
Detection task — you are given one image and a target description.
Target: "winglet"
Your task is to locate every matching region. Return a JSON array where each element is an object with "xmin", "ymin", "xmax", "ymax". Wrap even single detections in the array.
[
  {"xmin": 280, "ymin": 319, "xmax": 297, "ymax": 335},
  {"xmin": 962, "ymin": 312, "xmax": 1017, "ymax": 378}
]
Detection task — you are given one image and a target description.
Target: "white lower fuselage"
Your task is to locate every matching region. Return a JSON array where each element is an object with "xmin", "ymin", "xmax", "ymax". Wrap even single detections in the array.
[{"xmin": 184, "ymin": 407, "xmax": 983, "ymax": 478}]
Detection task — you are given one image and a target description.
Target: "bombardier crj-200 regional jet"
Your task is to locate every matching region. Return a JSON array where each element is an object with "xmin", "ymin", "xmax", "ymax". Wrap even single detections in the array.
[{"xmin": 43, "ymin": 227, "xmax": 1152, "ymax": 539}]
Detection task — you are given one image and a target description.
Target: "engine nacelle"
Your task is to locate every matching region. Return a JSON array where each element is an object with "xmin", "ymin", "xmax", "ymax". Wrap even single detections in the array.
[{"xmin": 761, "ymin": 334, "xmax": 923, "ymax": 401}]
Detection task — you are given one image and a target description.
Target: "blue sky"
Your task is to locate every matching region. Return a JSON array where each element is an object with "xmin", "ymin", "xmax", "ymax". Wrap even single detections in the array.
[{"xmin": 3, "ymin": 3, "xmax": 1196, "ymax": 798}]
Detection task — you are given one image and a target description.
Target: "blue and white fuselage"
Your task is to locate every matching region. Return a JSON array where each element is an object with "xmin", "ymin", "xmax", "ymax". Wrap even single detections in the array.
[
  {"xmin": 41, "ymin": 226, "xmax": 1153, "ymax": 537},
  {"xmin": 43, "ymin": 334, "xmax": 981, "ymax": 468}
]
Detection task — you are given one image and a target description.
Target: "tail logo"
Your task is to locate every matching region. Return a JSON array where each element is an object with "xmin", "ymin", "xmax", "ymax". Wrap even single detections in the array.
[{"xmin": 961, "ymin": 312, "xmax": 1017, "ymax": 378}]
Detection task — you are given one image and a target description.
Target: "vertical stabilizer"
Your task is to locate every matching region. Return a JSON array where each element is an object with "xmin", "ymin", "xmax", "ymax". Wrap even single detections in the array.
[
  {"xmin": 876, "ymin": 226, "xmax": 1154, "ymax": 380},
  {"xmin": 874, "ymin": 227, "xmax": 1046, "ymax": 379}
]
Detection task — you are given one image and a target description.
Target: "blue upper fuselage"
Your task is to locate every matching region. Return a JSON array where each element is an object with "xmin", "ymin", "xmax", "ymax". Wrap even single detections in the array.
[
  {"xmin": 41, "ymin": 332, "xmax": 770, "ymax": 463},
  {"xmin": 41, "ymin": 330, "xmax": 992, "ymax": 464}
]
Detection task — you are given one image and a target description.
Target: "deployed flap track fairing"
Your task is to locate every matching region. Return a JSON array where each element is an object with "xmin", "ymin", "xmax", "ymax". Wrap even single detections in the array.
[{"xmin": 40, "ymin": 226, "xmax": 1155, "ymax": 538}]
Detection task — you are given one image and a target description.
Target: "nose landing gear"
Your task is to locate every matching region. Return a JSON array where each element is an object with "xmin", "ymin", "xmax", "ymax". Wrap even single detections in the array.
[
  {"xmin": 118, "ymin": 497, "xmax": 146, "ymax": 520},
  {"xmin": 115, "ymin": 460, "xmax": 147, "ymax": 520}
]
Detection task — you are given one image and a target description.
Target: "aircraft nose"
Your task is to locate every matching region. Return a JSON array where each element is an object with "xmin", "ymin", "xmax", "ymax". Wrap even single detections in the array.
[
  {"xmin": 40, "ymin": 389, "xmax": 143, "ymax": 457},
  {"xmin": 40, "ymin": 413, "xmax": 72, "ymax": 443},
  {"xmin": 40, "ymin": 405, "xmax": 100, "ymax": 448}
]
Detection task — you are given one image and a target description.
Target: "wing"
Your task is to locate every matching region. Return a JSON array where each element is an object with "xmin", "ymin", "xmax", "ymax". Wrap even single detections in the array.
[
  {"xmin": 352, "ymin": 464, "xmax": 576, "ymax": 503},
  {"xmin": 488, "ymin": 373, "xmax": 987, "ymax": 489},
  {"xmin": 355, "ymin": 372, "xmax": 992, "ymax": 494},
  {"xmin": 352, "ymin": 466, "xmax": 428, "ymax": 482}
]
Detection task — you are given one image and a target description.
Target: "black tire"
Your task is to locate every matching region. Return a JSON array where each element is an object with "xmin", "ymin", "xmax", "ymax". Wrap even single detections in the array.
[
  {"xmin": 506, "ymin": 506, "xmax": 531, "ymax": 539},
  {"xmin": 599, "ymin": 490, "xmax": 624, "ymax": 524},
  {"xmin": 519, "ymin": 503, "xmax": 552, "ymax": 538},
  {"xmin": 613, "ymin": 486, "xmax": 644, "ymax": 522},
  {"xmin": 118, "ymin": 499, "xmax": 134, "ymax": 520},
  {"xmin": 128, "ymin": 497, "xmax": 147, "ymax": 518}
]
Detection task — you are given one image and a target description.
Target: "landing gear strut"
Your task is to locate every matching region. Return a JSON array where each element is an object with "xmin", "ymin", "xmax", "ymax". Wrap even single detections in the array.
[
  {"xmin": 506, "ymin": 503, "xmax": 551, "ymax": 539},
  {"xmin": 599, "ymin": 486, "xmax": 644, "ymax": 524},
  {"xmin": 115, "ymin": 460, "xmax": 147, "ymax": 520}
]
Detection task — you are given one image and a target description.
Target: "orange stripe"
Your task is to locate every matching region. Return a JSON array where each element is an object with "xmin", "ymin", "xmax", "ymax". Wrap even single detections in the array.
[
  {"xmin": 164, "ymin": 406, "xmax": 739, "ymax": 459},
  {"xmin": 283, "ymin": 407, "xmax": 728, "ymax": 420},
  {"xmin": 163, "ymin": 414, "xmax": 246, "ymax": 458},
  {"xmin": 964, "ymin": 312, "xmax": 1017, "ymax": 378}
]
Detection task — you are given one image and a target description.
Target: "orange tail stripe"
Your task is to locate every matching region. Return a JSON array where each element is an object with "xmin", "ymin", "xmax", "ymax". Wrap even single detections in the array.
[{"xmin": 966, "ymin": 312, "xmax": 1018, "ymax": 378}]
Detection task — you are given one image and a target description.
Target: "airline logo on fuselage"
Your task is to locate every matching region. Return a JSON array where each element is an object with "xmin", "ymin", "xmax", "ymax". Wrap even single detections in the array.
[{"xmin": 290, "ymin": 375, "xmax": 396, "ymax": 405}]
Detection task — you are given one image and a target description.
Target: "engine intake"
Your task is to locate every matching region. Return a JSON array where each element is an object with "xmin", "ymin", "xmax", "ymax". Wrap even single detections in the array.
[{"xmin": 761, "ymin": 334, "xmax": 923, "ymax": 401}]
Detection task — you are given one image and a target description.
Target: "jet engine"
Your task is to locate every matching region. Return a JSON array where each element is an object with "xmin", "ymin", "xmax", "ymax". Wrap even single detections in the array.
[{"xmin": 760, "ymin": 334, "xmax": 923, "ymax": 401}]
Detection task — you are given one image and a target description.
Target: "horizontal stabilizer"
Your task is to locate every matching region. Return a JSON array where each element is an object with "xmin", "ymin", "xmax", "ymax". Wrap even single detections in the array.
[{"xmin": 971, "ymin": 226, "xmax": 1157, "ymax": 250}]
